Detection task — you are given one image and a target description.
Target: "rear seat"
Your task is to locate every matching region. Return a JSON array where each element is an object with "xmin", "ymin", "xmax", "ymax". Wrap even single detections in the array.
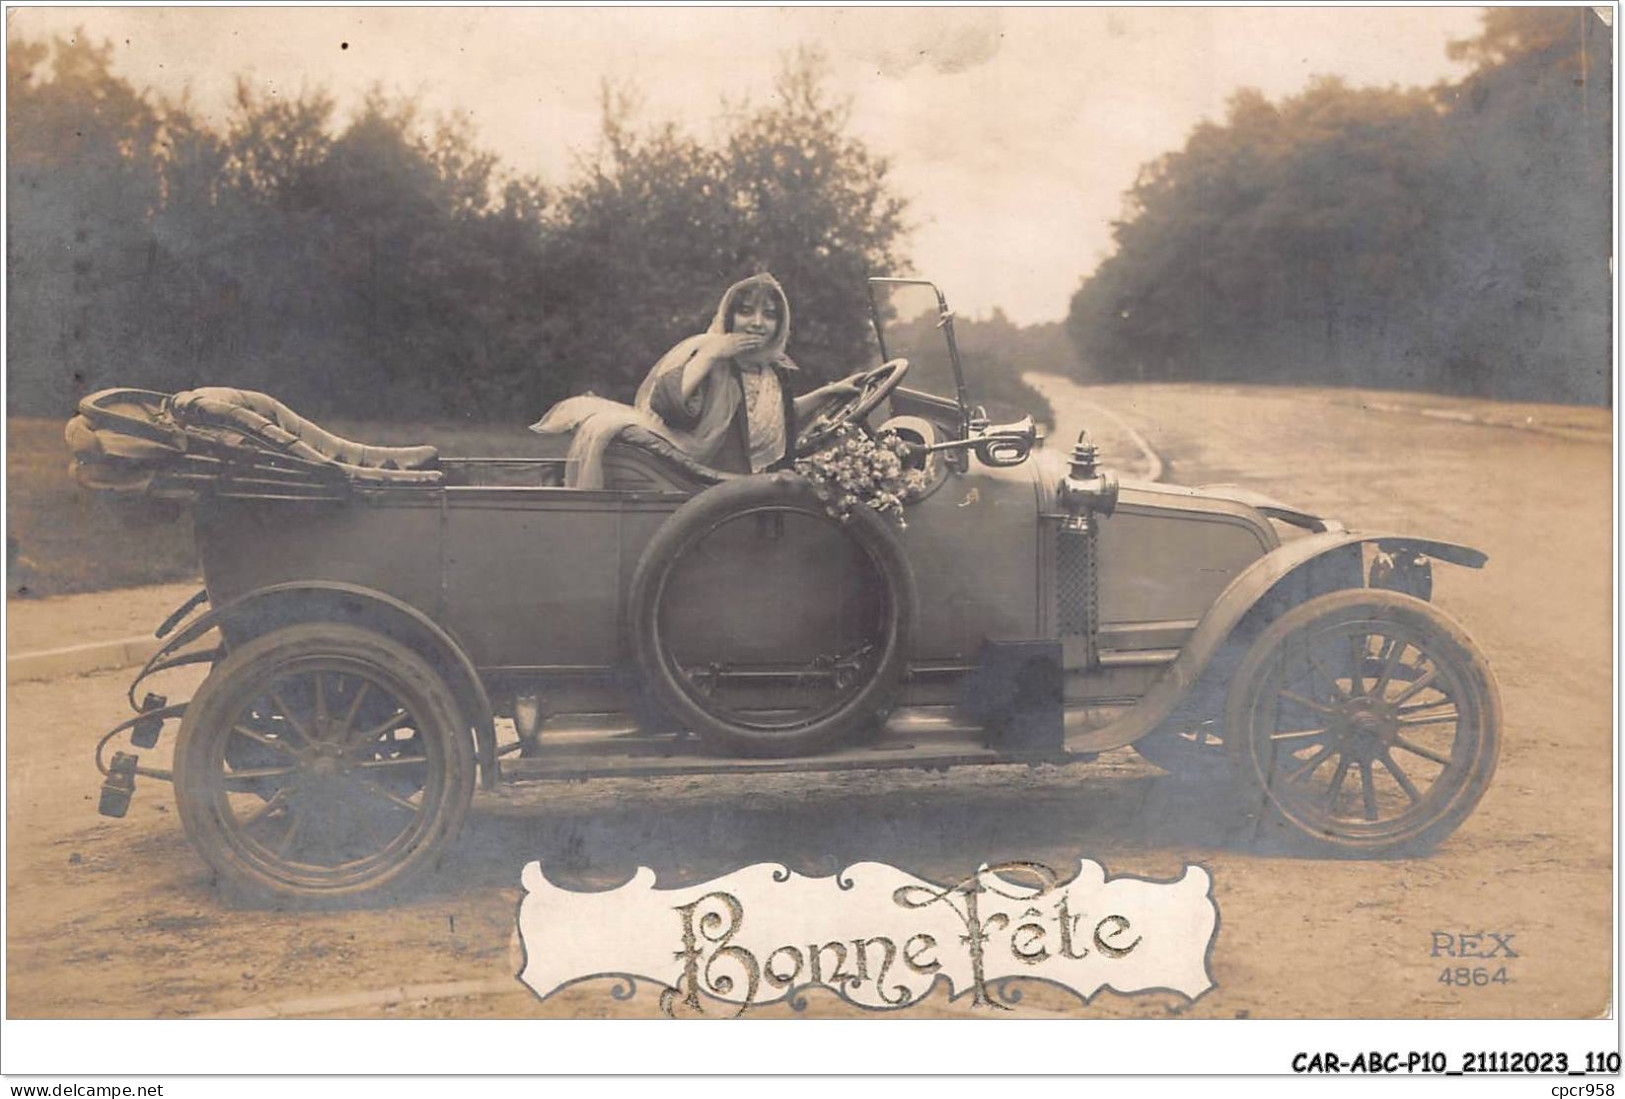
[{"xmin": 607, "ymin": 426, "xmax": 737, "ymax": 490}]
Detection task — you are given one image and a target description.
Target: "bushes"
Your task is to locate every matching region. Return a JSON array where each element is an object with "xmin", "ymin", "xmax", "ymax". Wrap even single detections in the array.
[{"xmin": 6, "ymin": 40, "xmax": 911, "ymax": 421}]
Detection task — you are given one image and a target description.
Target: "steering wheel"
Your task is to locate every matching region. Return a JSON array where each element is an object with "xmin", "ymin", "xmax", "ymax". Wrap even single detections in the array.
[{"xmin": 794, "ymin": 358, "xmax": 910, "ymax": 455}]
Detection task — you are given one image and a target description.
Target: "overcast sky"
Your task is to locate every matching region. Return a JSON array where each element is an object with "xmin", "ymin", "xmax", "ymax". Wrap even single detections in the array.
[{"xmin": 11, "ymin": 6, "xmax": 1487, "ymax": 324}]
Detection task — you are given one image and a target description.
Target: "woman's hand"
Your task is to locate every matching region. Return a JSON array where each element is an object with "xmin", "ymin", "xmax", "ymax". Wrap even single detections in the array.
[
  {"xmin": 793, "ymin": 376, "xmax": 863, "ymax": 420},
  {"xmin": 717, "ymin": 332, "xmax": 769, "ymax": 359},
  {"xmin": 819, "ymin": 377, "xmax": 863, "ymax": 401},
  {"xmin": 681, "ymin": 333, "xmax": 763, "ymax": 401}
]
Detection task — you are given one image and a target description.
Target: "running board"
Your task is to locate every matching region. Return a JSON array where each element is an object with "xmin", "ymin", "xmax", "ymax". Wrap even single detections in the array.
[
  {"xmin": 1098, "ymin": 648, "xmax": 1179, "ymax": 666},
  {"xmin": 497, "ymin": 705, "xmax": 1121, "ymax": 782}
]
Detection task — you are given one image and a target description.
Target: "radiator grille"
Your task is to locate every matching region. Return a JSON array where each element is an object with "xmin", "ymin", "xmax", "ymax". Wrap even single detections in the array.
[{"xmin": 1056, "ymin": 524, "xmax": 1096, "ymax": 638}]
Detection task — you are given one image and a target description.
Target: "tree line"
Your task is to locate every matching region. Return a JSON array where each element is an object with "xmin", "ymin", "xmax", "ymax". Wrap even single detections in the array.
[
  {"xmin": 7, "ymin": 38, "xmax": 909, "ymax": 420},
  {"xmin": 1067, "ymin": 8, "xmax": 1612, "ymax": 405}
]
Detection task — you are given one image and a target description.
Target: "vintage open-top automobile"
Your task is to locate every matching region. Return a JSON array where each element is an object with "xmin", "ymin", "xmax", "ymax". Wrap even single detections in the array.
[{"xmin": 69, "ymin": 277, "xmax": 1500, "ymax": 901}]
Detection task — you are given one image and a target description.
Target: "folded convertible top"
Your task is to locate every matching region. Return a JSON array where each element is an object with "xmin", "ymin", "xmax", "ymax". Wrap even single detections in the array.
[{"xmin": 66, "ymin": 387, "xmax": 443, "ymax": 500}]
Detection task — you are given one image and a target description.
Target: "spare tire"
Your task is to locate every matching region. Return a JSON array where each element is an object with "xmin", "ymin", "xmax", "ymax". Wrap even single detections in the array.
[{"xmin": 628, "ymin": 473, "xmax": 916, "ymax": 757}]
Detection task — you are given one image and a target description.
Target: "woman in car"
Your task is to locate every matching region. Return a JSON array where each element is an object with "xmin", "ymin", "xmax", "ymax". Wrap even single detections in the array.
[{"xmin": 534, "ymin": 273, "xmax": 855, "ymax": 488}]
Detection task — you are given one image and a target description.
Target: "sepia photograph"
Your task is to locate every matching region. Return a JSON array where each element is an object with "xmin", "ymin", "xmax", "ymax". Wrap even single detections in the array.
[{"xmin": 3, "ymin": 1, "xmax": 1616, "ymax": 1076}]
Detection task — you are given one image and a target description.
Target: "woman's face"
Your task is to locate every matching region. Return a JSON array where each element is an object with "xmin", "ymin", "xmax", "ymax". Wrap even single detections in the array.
[{"xmin": 729, "ymin": 288, "xmax": 781, "ymax": 342}]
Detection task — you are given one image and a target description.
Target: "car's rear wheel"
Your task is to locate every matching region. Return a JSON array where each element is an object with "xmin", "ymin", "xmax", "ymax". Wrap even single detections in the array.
[
  {"xmin": 173, "ymin": 623, "xmax": 475, "ymax": 902},
  {"xmin": 1226, "ymin": 589, "xmax": 1499, "ymax": 855},
  {"xmin": 629, "ymin": 474, "xmax": 916, "ymax": 757}
]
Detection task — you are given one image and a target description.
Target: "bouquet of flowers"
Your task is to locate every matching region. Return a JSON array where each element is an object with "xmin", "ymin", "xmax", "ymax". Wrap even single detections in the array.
[{"xmin": 793, "ymin": 426, "xmax": 930, "ymax": 528}]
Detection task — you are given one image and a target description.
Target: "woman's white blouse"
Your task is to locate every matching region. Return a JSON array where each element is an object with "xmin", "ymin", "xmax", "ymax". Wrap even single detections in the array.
[{"xmin": 738, "ymin": 364, "xmax": 786, "ymax": 472}]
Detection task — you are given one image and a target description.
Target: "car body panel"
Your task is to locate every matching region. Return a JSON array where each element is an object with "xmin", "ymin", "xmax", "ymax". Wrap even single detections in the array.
[
  {"xmin": 898, "ymin": 459, "xmax": 1043, "ymax": 662},
  {"xmin": 1095, "ymin": 481, "xmax": 1279, "ymax": 630}
]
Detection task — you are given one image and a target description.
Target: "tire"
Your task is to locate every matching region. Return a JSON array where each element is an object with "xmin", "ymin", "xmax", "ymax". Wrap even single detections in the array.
[
  {"xmin": 1225, "ymin": 589, "xmax": 1500, "ymax": 856},
  {"xmin": 173, "ymin": 623, "xmax": 476, "ymax": 902},
  {"xmin": 628, "ymin": 473, "xmax": 916, "ymax": 757}
]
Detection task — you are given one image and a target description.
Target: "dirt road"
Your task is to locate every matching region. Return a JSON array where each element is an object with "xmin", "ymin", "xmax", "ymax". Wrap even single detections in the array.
[{"xmin": 6, "ymin": 380, "xmax": 1612, "ymax": 1019}]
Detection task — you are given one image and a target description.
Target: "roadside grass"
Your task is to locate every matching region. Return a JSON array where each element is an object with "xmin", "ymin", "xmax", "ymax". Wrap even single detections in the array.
[{"xmin": 8, "ymin": 417, "xmax": 200, "ymax": 597}]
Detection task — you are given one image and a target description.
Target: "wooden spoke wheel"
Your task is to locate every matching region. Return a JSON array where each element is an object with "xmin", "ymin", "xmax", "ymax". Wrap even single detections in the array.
[
  {"xmin": 1226, "ymin": 589, "xmax": 1500, "ymax": 855},
  {"xmin": 174, "ymin": 623, "xmax": 475, "ymax": 901}
]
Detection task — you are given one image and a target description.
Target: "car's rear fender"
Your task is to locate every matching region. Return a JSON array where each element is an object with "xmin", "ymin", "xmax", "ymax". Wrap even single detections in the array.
[
  {"xmin": 149, "ymin": 581, "xmax": 499, "ymax": 789},
  {"xmin": 1063, "ymin": 531, "xmax": 1486, "ymax": 754}
]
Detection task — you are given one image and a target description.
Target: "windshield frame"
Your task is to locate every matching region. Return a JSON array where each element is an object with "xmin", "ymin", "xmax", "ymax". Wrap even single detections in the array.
[{"xmin": 866, "ymin": 276, "xmax": 972, "ymax": 440}]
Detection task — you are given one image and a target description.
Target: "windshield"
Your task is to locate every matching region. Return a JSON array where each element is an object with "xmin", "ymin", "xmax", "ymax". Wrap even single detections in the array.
[{"xmin": 868, "ymin": 279, "xmax": 964, "ymax": 410}]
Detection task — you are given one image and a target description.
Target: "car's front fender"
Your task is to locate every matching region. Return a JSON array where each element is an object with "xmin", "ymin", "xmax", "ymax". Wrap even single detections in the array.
[{"xmin": 1064, "ymin": 531, "xmax": 1486, "ymax": 754}]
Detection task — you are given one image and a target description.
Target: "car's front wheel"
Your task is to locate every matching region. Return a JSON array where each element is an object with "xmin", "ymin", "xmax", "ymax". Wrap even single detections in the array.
[{"xmin": 1225, "ymin": 589, "xmax": 1500, "ymax": 856}]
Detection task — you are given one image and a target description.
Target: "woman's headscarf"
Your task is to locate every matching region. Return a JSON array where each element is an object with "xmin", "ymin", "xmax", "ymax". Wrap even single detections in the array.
[{"xmin": 709, "ymin": 273, "xmax": 793, "ymax": 360}]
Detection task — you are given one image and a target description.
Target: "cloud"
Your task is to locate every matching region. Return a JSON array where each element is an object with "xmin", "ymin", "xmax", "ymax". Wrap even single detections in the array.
[{"xmin": 848, "ymin": 9, "xmax": 1004, "ymax": 79}]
